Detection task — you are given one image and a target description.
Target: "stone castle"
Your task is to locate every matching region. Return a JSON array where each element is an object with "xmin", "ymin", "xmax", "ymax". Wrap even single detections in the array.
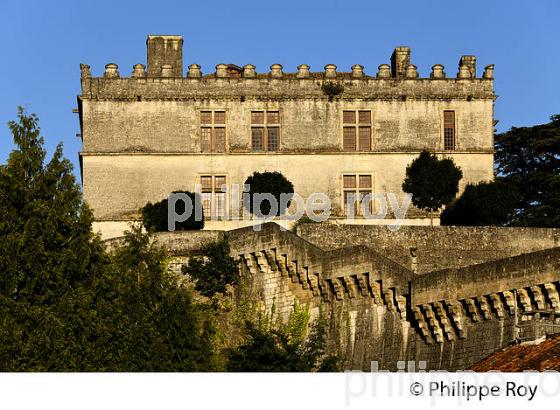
[
  {"xmin": 80, "ymin": 36, "xmax": 560, "ymax": 371},
  {"xmin": 78, "ymin": 35, "xmax": 495, "ymax": 239}
]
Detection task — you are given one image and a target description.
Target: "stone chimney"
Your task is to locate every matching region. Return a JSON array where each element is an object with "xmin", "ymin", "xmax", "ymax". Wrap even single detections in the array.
[
  {"xmin": 391, "ymin": 46, "xmax": 410, "ymax": 78},
  {"xmin": 146, "ymin": 35, "xmax": 183, "ymax": 77},
  {"xmin": 459, "ymin": 55, "xmax": 476, "ymax": 78}
]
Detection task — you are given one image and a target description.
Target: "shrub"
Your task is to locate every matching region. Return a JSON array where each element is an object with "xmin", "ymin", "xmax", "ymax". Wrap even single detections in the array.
[
  {"xmin": 182, "ymin": 238, "xmax": 239, "ymax": 298},
  {"xmin": 141, "ymin": 191, "xmax": 204, "ymax": 231},
  {"xmin": 321, "ymin": 82, "xmax": 344, "ymax": 101},
  {"xmin": 440, "ymin": 180, "xmax": 520, "ymax": 226},
  {"xmin": 244, "ymin": 171, "xmax": 294, "ymax": 217},
  {"xmin": 226, "ymin": 305, "xmax": 339, "ymax": 372}
]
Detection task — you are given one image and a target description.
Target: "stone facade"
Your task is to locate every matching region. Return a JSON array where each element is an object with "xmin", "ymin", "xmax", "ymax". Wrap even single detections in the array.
[
  {"xmin": 154, "ymin": 223, "xmax": 560, "ymax": 371},
  {"xmin": 78, "ymin": 35, "xmax": 495, "ymax": 238}
]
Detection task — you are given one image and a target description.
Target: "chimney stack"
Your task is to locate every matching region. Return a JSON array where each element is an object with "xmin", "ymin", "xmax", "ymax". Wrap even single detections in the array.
[
  {"xmin": 391, "ymin": 46, "xmax": 410, "ymax": 78},
  {"xmin": 146, "ymin": 35, "xmax": 183, "ymax": 77},
  {"xmin": 459, "ymin": 55, "xmax": 476, "ymax": 78}
]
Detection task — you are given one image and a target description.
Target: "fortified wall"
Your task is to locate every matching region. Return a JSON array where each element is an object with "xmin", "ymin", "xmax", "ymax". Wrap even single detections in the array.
[{"xmin": 154, "ymin": 223, "xmax": 560, "ymax": 371}]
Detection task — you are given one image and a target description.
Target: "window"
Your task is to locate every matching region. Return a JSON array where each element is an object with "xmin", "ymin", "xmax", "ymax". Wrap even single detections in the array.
[
  {"xmin": 443, "ymin": 111, "xmax": 456, "ymax": 150},
  {"xmin": 200, "ymin": 111, "xmax": 226, "ymax": 152},
  {"xmin": 343, "ymin": 174, "xmax": 373, "ymax": 216},
  {"xmin": 343, "ymin": 110, "xmax": 371, "ymax": 151},
  {"xmin": 200, "ymin": 175, "xmax": 227, "ymax": 219},
  {"xmin": 251, "ymin": 111, "xmax": 280, "ymax": 152}
]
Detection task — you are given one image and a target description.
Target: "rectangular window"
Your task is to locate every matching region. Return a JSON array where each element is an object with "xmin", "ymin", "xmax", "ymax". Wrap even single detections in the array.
[
  {"xmin": 358, "ymin": 111, "xmax": 371, "ymax": 124},
  {"xmin": 343, "ymin": 111, "xmax": 356, "ymax": 124},
  {"xmin": 200, "ymin": 111, "xmax": 226, "ymax": 152},
  {"xmin": 252, "ymin": 128, "xmax": 264, "ymax": 151},
  {"xmin": 214, "ymin": 111, "xmax": 225, "ymax": 124},
  {"xmin": 214, "ymin": 128, "xmax": 225, "ymax": 152},
  {"xmin": 343, "ymin": 127, "xmax": 356, "ymax": 151},
  {"xmin": 251, "ymin": 111, "xmax": 264, "ymax": 124},
  {"xmin": 444, "ymin": 110, "xmax": 456, "ymax": 150},
  {"xmin": 343, "ymin": 174, "xmax": 373, "ymax": 216},
  {"xmin": 267, "ymin": 127, "xmax": 279, "ymax": 151},
  {"xmin": 200, "ymin": 175, "xmax": 227, "ymax": 219},
  {"xmin": 267, "ymin": 111, "xmax": 279, "ymax": 124},
  {"xmin": 343, "ymin": 110, "xmax": 371, "ymax": 151},
  {"xmin": 251, "ymin": 110, "xmax": 280, "ymax": 152},
  {"xmin": 358, "ymin": 127, "xmax": 372, "ymax": 151},
  {"xmin": 201, "ymin": 127, "xmax": 212, "ymax": 152},
  {"xmin": 200, "ymin": 111, "xmax": 212, "ymax": 124}
]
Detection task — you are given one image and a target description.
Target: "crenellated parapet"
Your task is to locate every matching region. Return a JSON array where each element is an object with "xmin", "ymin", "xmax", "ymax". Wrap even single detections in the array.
[
  {"xmin": 79, "ymin": 35, "xmax": 495, "ymax": 101},
  {"xmin": 409, "ymin": 247, "xmax": 560, "ymax": 344},
  {"xmin": 148, "ymin": 223, "xmax": 560, "ymax": 370}
]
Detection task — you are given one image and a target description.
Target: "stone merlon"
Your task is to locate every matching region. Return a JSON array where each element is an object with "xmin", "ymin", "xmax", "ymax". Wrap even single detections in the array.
[{"xmin": 80, "ymin": 35, "xmax": 494, "ymax": 101}]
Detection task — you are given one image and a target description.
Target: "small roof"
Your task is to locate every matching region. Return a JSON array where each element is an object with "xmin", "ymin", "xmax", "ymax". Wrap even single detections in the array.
[{"xmin": 469, "ymin": 333, "xmax": 560, "ymax": 371}]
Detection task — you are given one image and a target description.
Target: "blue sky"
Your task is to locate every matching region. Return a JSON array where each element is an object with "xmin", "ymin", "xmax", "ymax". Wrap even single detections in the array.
[{"xmin": 1, "ymin": 0, "xmax": 558, "ymax": 179}]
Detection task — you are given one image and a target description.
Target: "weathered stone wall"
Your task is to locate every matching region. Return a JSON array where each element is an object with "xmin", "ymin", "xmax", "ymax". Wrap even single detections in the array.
[
  {"xmin": 80, "ymin": 91, "xmax": 493, "ymax": 153},
  {"xmin": 297, "ymin": 224, "xmax": 560, "ymax": 273},
  {"xmin": 152, "ymin": 223, "xmax": 560, "ymax": 371},
  {"xmin": 81, "ymin": 152, "xmax": 492, "ymax": 221},
  {"xmin": 79, "ymin": 36, "xmax": 495, "ymax": 233}
]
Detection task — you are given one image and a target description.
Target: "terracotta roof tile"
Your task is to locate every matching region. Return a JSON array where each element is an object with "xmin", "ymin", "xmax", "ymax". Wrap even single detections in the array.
[{"xmin": 469, "ymin": 333, "xmax": 560, "ymax": 371}]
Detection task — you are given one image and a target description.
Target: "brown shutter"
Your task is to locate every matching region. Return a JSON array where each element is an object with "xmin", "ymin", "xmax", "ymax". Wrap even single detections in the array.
[
  {"xmin": 214, "ymin": 128, "xmax": 225, "ymax": 152},
  {"xmin": 267, "ymin": 111, "xmax": 279, "ymax": 124},
  {"xmin": 358, "ymin": 111, "xmax": 371, "ymax": 124},
  {"xmin": 251, "ymin": 111, "xmax": 264, "ymax": 124},
  {"xmin": 343, "ymin": 111, "xmax": 356, "ymax": 124},
  {"xmin": 359, "ymin": 175, "xmax": 372, "ymax": 188},
  {"xmin": 201, "ymin": 111, "xmax": 212, "ymax": 124},
  {"xmin": 358, "ymin": 127, "xmax": 371, "ymax": 151},
  {"xmin": 214, "ymin": 111, "xmax": 226, "ymax": 124},
  {"xmin": 343, "ymin": 175, "xmax": 357, "ymax": 189},
  {"xmin": 444, "ymin": 110, "xmax": 456, "ymax": 150},
  {"xmin": 343, "ymin": 127, "xmax": 356, "ymax": 151},
  {"xmin": 201, "ymin": 176, "xmax": 213, "ymax": 192}
]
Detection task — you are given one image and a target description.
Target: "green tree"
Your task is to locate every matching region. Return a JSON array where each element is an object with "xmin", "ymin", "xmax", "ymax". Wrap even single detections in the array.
[
  {"xmin": 402, "ymin": 150, "xmax": 463, "ymax": 225},
  {"xmin": 182, "ymin": 238, "xmax": 239, "ymax": 298},
  {"xmin": 90, "ymin": 225, "xmax": 219, "ymax": 371},
  {"xmin": 440, "ymin": 180, "xmax": 520, "ymax": 226},
  {"xmin": 142, "ymin": 190, "xmax": 204, "ymax": 231},
  {"xmin": 495, "ymin": 115, "xmax": 560, "ymax": 227},
  {"xmin": 0, "ymin": 107, "xmax": 105, "ymax": 304},
  {"xmin": 244, "ymin": 171, "xmax": 294, "ymax": 217},
  {"xmin": 0, "ymin": 108, "xmax": 219, "ymax": 371},
  {"xmin": 0, "ymin": 107, "xmax": 106, "ymax": 370}
]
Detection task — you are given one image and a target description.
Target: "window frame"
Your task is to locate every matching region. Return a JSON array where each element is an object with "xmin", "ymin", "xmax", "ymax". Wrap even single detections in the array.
[
  {"xmin": 342, "ymin": 110, "xmax": 372, "ymax": 152},
  {"xmin": 443, "ymin": 110, "xmax": 456, "ymax": 151},
  {"xmin": 199, "ymin": 174, "xmax": 228, "ymax": 220},
  {"xmin": 251, "ymin": 110, "xmax": 280, "ymax": 152},
  {"xmin": 342, "ymin": 173, "xmax": 374, "ymax": 217},
  {"xmin": 200, "ymin": 110, "xmax": 227, "ymax": 153}
]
